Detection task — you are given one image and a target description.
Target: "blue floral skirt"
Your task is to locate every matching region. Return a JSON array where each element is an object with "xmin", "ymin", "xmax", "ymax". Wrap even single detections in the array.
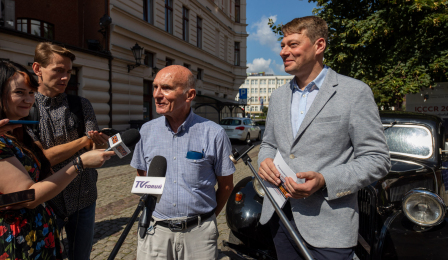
[{"xmin": 0, "ymin": 203, "xmax": 63, "ymax": 260}]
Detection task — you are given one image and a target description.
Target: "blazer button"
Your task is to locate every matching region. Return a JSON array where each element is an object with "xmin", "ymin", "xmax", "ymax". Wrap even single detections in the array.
[{"xmin": 290, "ymin": 154, "xmax": 295, "ymax": 159}]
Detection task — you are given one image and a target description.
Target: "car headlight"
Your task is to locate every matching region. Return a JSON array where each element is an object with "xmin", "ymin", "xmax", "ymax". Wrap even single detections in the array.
[
  {"xmin": 402, "ymin": 189, "xmax": 447, "ymax": 227},
  {"xmin": 253, "ymin": 177, "xmax": 265, "ymax": 197}
]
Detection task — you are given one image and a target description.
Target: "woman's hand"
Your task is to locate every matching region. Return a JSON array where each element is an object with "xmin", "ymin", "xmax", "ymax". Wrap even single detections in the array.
[
  {"xmin": 80, "ymin": 149, "xmax": 116, "ymax": 169},
  {"xmin": 0, "ymin": 119, "xmax": 22, "ymax": 136}
]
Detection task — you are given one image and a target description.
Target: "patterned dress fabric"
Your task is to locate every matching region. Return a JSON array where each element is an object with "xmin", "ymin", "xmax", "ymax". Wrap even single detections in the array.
[
  {"xmin": 0, "ymin": 136, "xmax": 63, "ymax": 260},
  {"xmin": 27, "ymin": 92, "xmax": 99, "ymax": 217}
]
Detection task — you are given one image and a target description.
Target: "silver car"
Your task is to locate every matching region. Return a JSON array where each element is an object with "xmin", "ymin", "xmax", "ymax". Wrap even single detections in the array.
[{"xmin": 219, "ymin": 117, "xmax": 262, "ymax": 141}]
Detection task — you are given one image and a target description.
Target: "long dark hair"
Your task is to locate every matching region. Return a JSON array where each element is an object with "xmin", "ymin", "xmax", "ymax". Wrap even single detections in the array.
[{"xmin": 0, "ymin": 60, "xmax": 52, "ymax": 180}]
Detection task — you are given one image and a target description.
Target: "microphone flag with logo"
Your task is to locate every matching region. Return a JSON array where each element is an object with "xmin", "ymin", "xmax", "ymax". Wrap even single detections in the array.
[
  {"xmin": 135, "ymin": 156, "xmax": 167, "ymax": 238},
  {"xmin": 105, "ymin": 129, "xmax": 140, "ymax": 158}
]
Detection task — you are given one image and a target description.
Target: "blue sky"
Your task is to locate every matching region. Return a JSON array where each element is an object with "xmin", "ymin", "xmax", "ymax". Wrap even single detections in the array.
[{"xmin": 245, "ymin": 0, "xmax": 318, "ymax": 75}]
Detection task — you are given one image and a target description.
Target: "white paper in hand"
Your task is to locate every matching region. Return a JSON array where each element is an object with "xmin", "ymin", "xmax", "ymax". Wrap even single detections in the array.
[{"xmin": 263, "ymin": 150, "xmax": 298, "ymax": 208}]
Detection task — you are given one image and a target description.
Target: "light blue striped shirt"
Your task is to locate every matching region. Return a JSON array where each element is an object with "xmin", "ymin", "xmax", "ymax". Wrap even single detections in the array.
[
  {"xmin": 131, "ymin": 110, "xmax": 235, "ymax": 219},
  {"xmin": 290, "ymin": 66, "xmax": 329, "ymax": 138}
]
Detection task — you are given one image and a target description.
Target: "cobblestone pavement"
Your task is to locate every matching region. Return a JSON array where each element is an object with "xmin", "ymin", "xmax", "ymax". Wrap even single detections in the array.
[{"xmin": 86, "ymin": 144, "xmax": 261, "ymax": 260}]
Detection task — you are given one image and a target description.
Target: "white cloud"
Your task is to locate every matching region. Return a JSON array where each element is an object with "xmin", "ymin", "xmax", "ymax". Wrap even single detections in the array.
[
  {"xmin": 247, "ymin": 58, "xmax": 275, "ymax": 74},
  {"xmin": 248, "ymin": 15, "xmax": 282, "ymax": 54},
  {"xmin": 272, "ymin": 60, "xmax": 284, "ymax": 73},
  {"xmin": 247, "ymin": 58, "xmax": 285, "ymax": 75}
]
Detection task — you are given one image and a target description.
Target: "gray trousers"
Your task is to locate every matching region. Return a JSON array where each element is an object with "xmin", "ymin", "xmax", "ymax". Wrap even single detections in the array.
[{"xmin": 137, "ymin": 214, "xmax": 218, "ymax": 260}]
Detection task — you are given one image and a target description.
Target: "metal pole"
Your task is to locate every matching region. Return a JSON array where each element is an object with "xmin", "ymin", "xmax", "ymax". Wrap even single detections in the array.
[
  {"xmin": 107, "ymin": 195, "xmax": 148, "ymax": 260},
  {"xmin": 243, "ymin": 158, "xmax": 315, "ymax": 260}
]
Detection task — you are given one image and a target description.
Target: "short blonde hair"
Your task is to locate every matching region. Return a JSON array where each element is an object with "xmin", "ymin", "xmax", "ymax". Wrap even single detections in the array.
[
  {"xmin": 282, "ymin": 16, "xmax": 328, "ymax": 43},
  {"xmin": 34, "ymin": 42, "xmax": 76, "ymax": 67}
]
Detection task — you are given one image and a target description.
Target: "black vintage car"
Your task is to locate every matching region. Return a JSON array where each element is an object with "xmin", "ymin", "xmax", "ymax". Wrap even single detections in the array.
[{"xmin": 224, "ymin": 111, "xmax": 448, "ymax": 260}]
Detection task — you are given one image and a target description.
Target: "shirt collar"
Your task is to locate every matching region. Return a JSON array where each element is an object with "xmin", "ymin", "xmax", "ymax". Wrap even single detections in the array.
[
  {"xmin": 36, "ymin": 92, "xmax": 67, "ymax": 107},
  {"xmin": 164, "ymin": 108, "xmax": 195, "ymax": 134},
  {"xmin": 290, "ymin": 65, "xmax": 329, "ymax": 93}
]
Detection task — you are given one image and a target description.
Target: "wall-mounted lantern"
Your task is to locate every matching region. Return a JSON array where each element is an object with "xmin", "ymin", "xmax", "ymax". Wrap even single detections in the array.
[{"xmin": 128, "ymin": 43, "xmax": 144, "ymax": 73}]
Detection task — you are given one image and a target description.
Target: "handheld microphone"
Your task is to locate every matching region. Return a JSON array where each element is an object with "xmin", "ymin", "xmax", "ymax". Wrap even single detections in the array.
[
  {"xmin": 105, "ymin": 129, "xmax": 140, "ymax": 158},
  {"xmin": 135, "ymin": 156, "xmax": 167, "ymax": 238}
]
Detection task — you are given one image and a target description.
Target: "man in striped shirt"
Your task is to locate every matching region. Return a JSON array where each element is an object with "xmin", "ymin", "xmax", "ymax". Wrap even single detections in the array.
[{"xmin": 131, "ymin": 65, "xmax": 235, "ymax": 260}]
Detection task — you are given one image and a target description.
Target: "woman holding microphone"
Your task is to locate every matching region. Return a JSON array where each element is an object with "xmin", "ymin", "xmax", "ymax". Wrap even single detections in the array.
[{"xmin": 0, "ymin": 61, "xmax": 115, "ymax": 259}]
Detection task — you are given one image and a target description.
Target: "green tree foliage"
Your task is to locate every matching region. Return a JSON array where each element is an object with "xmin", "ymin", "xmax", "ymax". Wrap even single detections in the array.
[
  {"xmin": 262, "ymin": 106, "xmax": 269, "ymax": 115},
  {"xmin": 270, "ymin": 0, "xmax": 448, "ymax": 108}
]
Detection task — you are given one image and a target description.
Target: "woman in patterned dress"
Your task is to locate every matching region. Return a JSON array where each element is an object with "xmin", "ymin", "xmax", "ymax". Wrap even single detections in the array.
[{"xmin": 0, "ymin": 61, "xmax": 115, "ymax": 259}]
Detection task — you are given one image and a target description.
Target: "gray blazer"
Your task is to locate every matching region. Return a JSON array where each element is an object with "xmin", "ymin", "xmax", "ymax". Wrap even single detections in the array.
[{"xmin": 258, "ymin": 68, "xmax": 391, "ymax": 248}]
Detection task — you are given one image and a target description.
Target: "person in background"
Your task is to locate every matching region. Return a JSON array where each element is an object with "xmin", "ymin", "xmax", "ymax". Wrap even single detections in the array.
[
  {"xmin": 30, "ymin": 42, "xmax": 109, "ymax": 260},
  {"xmin": 0, "ymin": 60, "xmax": 115, "ymax": 259},
  {"xmin": 131, "ymin": 65, "xmax": 235, "ymax": 260}
]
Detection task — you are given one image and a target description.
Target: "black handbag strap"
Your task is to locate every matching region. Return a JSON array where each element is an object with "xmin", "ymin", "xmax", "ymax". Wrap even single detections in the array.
[
  {"xmin": 30, "ymin": 94, "xmax": 85, "ymax": 139},
  {"xmin": 67, "ymin": 94, "xmax": 85, "ymax": 138}
]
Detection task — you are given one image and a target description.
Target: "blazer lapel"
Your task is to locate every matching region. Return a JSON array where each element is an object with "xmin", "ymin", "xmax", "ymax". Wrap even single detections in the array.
[
  {"xmin": 293, "ymin": 68, "xmax": 338, "ymax": 142},
  {"xmin": 283, "ymin": 80, "xmax": 294, "ymax": 145}
]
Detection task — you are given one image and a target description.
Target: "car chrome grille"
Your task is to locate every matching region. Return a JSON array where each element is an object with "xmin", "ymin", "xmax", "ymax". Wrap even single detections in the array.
[
  {"xmin": 356, "ymin": 186, "xmax": 377, "ymax": 260},
  {"xmin": 389, "ymin": 179, "xmax": 434, "ymax": 202}
]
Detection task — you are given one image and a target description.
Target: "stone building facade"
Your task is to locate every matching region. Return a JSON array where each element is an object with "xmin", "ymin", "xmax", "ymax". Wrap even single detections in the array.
[
  {"xmin": 0, "ymin": 0, "xmax": 248, "ymax": 129},
  {"xmin": 237, "ymin": 74, "xmax": 294, "ymax": 115}
]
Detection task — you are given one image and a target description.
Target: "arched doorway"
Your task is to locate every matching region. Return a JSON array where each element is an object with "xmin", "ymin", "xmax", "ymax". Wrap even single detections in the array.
[
  {"xmin": 195, "ymin": 105, "xmax": 219, "ymax": 123},
  {"xmin": 193, "ymin": 94, "xmax": 243, "ymax": 123}
]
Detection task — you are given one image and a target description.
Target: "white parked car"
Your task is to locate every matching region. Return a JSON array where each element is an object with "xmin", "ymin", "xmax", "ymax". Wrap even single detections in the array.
[{"xmin": 219, "ymin": 117, "xmax": 262, "ymax": 141}]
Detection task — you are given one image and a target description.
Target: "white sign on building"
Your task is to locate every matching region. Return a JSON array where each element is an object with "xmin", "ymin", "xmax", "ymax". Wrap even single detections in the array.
[{"xmin": 406, "ymin": 82, "xmax": 448, "ymax": 120}]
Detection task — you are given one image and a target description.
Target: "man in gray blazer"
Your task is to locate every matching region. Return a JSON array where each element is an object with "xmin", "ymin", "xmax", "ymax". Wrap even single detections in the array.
[{"xmin": 258, "ymin": 16, "xmax": 391, "ymax": 260}]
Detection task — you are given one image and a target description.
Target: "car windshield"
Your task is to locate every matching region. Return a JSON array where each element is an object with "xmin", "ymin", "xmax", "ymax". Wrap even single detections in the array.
[
  {"xmin": 220, "ymin": 119, "xmax": 241, "ymax": 126},
  {"xmin": 383, "ymin": 124, "xmax": 433, "ymax": 158}
]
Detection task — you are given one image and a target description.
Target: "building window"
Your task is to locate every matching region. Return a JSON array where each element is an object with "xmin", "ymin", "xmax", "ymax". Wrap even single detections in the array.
[
  {"xmin": 183, "ymin": 63, "xmax": 190, "ymax": 69},
  {"xmin": 143, "ymin": 0, "xmax": 153, "ymax": 24},
  {"xmin": 245, "ymin": 80, "xmax": 249, "ymax": 84},
  {"xmin": 16, "ymin": 18, "xmax": 54, "ymax": 40},
  {"xmin": 234, "ymin": 42, "xmax": 240, "ymax": 66},
  {"xmin": 182, "ymin": 7, "xmax": 189, "ymax": 42},
  {"xmin": 165, "ymin": 0, "xmax": 173, "ymax": 34},
  {"xmin": 197, "ymin": 17, "xmax": 202, "ymax": 48},
  {"xmin": 197, "ymin": 68, "xmax": 203, "ymax": 80},
  {"xmin": 235, "ymin": 0, "xmax": 240, "ymax": 23},
  {"xmin": 64, "ymin": 68, "xmax": 78, "ymax": 96},
  {"xmin": 255, "ymin": 89, "xmax": 258, "ymax": 94},
  {"xmin": 250, "ymin": 79, "xmax": 257, "ymax": 84},
  {"xmin": 260, "ymin": 79, "xmax": 266, "ymax": 85},
  {"xmin": 166, "ymin": 57, "xmax": 174, "ymax": 66},
  {"xmin": 144, "ymin": 51, "xmax": 154, "ymax": 67},
  {"xmin": 143, "ymin": 80, "xmax": 153, "ymax": 120}
]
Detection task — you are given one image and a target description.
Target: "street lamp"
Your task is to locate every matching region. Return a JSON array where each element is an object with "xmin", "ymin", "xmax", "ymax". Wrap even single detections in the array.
[
  {"xmin": 152, "ymin": 66, "xmax": 160, "ymax": 77},
  {"xmin": 127, "ymin": 43, "xmax": 144, "ymax": 73}
]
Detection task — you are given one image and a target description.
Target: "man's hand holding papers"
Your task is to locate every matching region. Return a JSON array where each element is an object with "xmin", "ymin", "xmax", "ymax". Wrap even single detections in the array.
[{"xmin": 258, "ymin": 151, "xmax": 326, "ymax": 203}]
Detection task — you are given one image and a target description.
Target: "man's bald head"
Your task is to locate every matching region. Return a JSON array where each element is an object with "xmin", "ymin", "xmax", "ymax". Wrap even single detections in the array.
[{"xmin": 157, "ymin": 65, "xmax": 196, "ymax": 93}]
